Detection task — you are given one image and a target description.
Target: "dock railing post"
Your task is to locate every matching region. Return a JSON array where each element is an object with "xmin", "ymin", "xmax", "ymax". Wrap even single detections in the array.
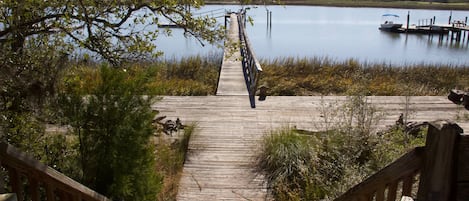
[{"xmin": 417, "ymin": 120, "xmax": 462, "ymax": 201}]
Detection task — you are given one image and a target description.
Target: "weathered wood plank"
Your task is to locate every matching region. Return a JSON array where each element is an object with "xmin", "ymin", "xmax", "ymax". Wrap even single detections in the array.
[
  {"xmin": 417, "ymin": 121, "xmax": 463, "ymax": 201},
  {"xmin": 151, "ymin": 96, "xmax": 469, "ymax": 201},
  {"xmin": 216, "ymin": 14, "xmax": 248, "ymax": 96}
]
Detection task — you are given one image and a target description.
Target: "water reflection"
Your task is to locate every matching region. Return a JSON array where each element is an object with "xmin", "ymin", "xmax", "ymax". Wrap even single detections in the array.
[{"xmin": 156, "ymin": 5, "xmax": 469, "ymax": 66}]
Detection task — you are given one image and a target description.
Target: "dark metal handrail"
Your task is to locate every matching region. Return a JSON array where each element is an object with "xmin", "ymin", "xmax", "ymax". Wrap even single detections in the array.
[{"xmin": 238, "ymin": 10, "xmax": 263, "ymax": 108}]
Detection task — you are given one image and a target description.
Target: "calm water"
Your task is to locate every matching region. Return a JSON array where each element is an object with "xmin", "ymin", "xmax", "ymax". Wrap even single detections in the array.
[{"xmin": 156, "ymin": 5, "xmax": 469, "ymax": 66}]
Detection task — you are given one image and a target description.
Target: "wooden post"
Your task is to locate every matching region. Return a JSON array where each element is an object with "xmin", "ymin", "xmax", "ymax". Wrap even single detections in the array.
[
  {"xmin": 456, "ymin": 134, "xmax": 469, "ymax": 200},
  {"xmin": 7, "ymin": 168, "xmax": 23, "ymax": 201},
  {"xmin": 449, "ymin": 11, "xmax": 453, "ymax": 25},
  {"xmin": 417, "ymin": 120, "xmax": 463, "ymax": 201},
  {"xmin": 0, "ymin": 161, "xmax": 4, "ymax": 194},
  {"xmin": 269, "ymin": 11, "xmax": 272, "ymax": 28},
  {"xmin": 46, "ymin": 184, "xmax": 57, "ymax": 201},
  {"xmin": 29, "ymin": 177, "xmax": 40, "ymax": 201},
  {"xmin": 406, "ymin": 11, "xmax": 410, "ymax": 32}
]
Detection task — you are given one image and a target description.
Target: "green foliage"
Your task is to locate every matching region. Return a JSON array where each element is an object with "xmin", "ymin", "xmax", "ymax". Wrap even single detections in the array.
[
  {"xmin": 261, "ymin": 57, "xmax": 469, "ymax": 96},
  {"xmin": 58, "ymin": 65, "xmax": 160, "ymax": 201},
  {"xmin": 0, "ymin": 31, "xmax": 68, "ymax": 162},
  {"xmin": 0, "ymin": 0, "xmax": 225, "ymax": 65},
  {"xmin": 257, "ymin": 96, "xmax": 427, "ymax": 200}
]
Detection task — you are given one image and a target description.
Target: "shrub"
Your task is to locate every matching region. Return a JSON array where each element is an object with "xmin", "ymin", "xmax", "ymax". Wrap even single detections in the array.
[
  {"xmin": 257, "ymin": 96, "xmax": 426, "ymax": 200},
  {"xmin": 58, "ymin": 65, "xmax": 160, "ymax": 201}
]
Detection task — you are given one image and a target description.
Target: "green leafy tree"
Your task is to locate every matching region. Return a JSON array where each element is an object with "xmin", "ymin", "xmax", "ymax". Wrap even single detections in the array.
[
  {"xmin": 0, "ymin": 0, "xmax": 227, "ymax": 199},
  {"xmin": 59, "ymin": 66, "xmax": 160, "ymax": 200},
  {"xmin": 0, "ymin": 0, "xmax": 225, "ymax": 64}
]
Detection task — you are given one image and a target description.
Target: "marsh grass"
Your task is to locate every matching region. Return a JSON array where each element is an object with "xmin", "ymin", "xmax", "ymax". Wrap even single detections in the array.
[
  {"xmin": 257, "ymin": 95, "xmax": 426, "ymax": 200},
  {"xmin": 260, "ymin": 57, "xmax": 469, "ymax": 96},
  {"xmin": 61, "ymin": 54, "xmax": 221, "ymax": 96},
  {"xmin": 154, "ymin": 124, "xmax": 195, "ymax": 201}
]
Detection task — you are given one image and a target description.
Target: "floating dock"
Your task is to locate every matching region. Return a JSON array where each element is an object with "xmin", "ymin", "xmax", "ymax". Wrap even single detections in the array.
[{"xmin": 380, "ymin": 12, "xmax": 469, "ymax": 42}]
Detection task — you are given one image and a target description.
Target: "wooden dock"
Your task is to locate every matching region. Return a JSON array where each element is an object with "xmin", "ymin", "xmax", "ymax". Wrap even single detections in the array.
[
  {"xmin": 383, "ymin": 12, "xmax": 469, "ymax": 42},
  {"xmin": 153, "ymin": 96, "xmax": 469, "ymax": 200},
  {"xmin": 216, "ymin": 13, "xmax": 248, "ymax": 96},
  {"xmin": 152, "ymin": 11, "xmax": 469, "ymax": 201}
]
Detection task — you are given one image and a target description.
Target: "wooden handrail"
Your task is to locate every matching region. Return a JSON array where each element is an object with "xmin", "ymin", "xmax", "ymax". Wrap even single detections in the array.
[
  {"xmin": 237, "ymin": 10, "xmax": 263, "ymax": 108},
  {"xmin": 334, "ymin": 147, "xmax": 424, "ymax": 201},
  {"xmin": 0, "ymin": 142, "xmax": 111, "ymax": 201}
]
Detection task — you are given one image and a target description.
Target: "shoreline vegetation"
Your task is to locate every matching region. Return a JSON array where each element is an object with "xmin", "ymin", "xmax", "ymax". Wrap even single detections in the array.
[
  {"xmin": 65, "ymin": 55, "xmax": 469, "ymax": 96},
  {"xmin": 260, "ymin": 57, "xmax": 469, "ymax": 96},
  {"xmin": 205, "ymin": 0, "xmax": 469, "ymax": 10}
]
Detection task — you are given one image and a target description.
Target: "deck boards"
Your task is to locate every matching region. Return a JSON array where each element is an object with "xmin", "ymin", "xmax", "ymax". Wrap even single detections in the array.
[
  {"xmin": 152, "ymin": 96, "xmax": 469, "ymax": 200},
  {"xmin": 216, "ymin": 13, "xmax": 248, "ymax": 96},
  {"xmin": 157, "ymin": 10, "xmax": 469, "ymax": 201}
]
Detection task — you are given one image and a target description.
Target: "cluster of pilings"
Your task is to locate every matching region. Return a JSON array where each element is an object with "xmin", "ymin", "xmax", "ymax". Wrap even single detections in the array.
[{"xmin": 405, "ymin": 12, "xmax": 469, "ymax": 43}]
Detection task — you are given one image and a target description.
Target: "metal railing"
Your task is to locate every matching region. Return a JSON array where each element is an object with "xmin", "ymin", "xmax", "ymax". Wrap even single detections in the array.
[
  {"xmin": 237, "ymin": 10, "xmax": 263, "ymax": 108},
  {"xmin": 0, "ymin": 142, "xmax": 110, "ymax": 201}
]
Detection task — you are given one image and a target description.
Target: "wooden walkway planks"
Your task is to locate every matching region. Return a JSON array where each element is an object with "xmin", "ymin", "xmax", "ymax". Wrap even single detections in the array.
[
  {"xmin": 152, "ymin": 96, "xmax": 469, "ymax": 201},
  {"xmin": 216, "ymin": 13, "xmax": 248, "ymax": 96}
]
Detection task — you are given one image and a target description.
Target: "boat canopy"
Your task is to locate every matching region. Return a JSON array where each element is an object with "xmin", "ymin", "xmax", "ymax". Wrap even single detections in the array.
[{"xmin": 382, "ymin": 14, "xmax": 399, "ymax": 18}]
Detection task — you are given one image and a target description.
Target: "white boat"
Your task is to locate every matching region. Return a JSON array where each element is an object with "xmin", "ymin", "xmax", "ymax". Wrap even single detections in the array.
[{"xmin": 379, "ymin": 14, "xmax": 403, "ymax": 32}]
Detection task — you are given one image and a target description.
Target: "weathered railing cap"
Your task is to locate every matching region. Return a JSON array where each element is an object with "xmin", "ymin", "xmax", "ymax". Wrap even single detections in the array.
[{"xmin": 0, "ymin": 194, "xmax": 17, "ymax": 201}]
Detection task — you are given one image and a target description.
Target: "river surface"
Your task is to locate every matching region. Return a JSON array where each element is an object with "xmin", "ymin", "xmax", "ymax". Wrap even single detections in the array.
[{"xmin": 156, "ymin": 5, "xmax": 469, "ymax": 66}]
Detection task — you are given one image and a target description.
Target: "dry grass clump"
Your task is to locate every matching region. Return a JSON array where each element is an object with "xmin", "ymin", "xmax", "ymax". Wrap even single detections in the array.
[
  {"xmin": 154, "ymin": 125, "xmax": 194, "ymax": 201},
  {"xmin": 257, "ymin": 96, "xmax": 426, "ymax": 200},
  {"xmin": 260, "ymin": 57, "xmax": 469, "ymax": 96}
]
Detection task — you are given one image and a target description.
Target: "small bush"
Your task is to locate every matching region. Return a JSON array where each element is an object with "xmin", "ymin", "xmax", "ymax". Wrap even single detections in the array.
[{"xmin": 257, "ymin": 96, "xmax": 427, "ymax": 200}]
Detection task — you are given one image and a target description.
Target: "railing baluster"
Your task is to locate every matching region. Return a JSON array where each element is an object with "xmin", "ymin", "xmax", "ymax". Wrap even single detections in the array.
[
  {"xmin": 386, "ymin": 181, "xmax": 398, "ymax": 201},
  {"xmin": 29, "ymin": 177, "xmax": 40, "ymax": 201},
  {"xmin": 57, "ymin": 190, "xmax": 68, "ymax": 201},
  {"xmin": 0, "ymin": 142, "xmax": 111, "ymax": 201},
  {"xmin": 46, "ymin": 183, "xmax": 56, "ymax": 201},
  {"xmin": 0, "ymin": 161, "xmax": 3, "ymax": 194},
  {"xmin": 7, "ymin": 167, "xmax": 23, "ymax": 201},
  {"xmin": 238, "ymin": 10, "xmax": 263, "ymax": 108},
  {"xmin": 402, "ymin": 175, "xmax": 413, "ymax": 196},
  {"xmin": 376, "ymin": 186, "xmax": 385, "ymax": 201}
]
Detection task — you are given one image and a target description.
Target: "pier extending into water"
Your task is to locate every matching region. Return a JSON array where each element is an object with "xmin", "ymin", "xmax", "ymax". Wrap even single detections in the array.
[
  {"xmin": 167, "ymin": 10, "xmax": 469, "ymax": 201},
  {"xmin": 384, "ymin": 12, "xmax": 469, "ymax": 43}
]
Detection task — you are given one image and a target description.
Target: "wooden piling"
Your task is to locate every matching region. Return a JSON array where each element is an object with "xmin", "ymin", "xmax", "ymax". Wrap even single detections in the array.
[
  {"xmin": 449, "ymin": 11, "xmax": 452, "ymax": 24},
  {"xmin": 406, "ymin": 11, "xmax": 410, "ymax": 32}
]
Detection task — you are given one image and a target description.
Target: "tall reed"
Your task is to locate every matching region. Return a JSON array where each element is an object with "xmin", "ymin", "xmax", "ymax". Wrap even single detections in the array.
[{"xmin": 260, "ymin": 57, "xmax": 469, "ymax": 96}]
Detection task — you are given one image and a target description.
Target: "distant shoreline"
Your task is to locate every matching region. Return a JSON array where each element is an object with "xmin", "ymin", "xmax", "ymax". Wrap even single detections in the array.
[{"xmin": 204, "ymin": 0, "xmax": 469, "ymax": 10}]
